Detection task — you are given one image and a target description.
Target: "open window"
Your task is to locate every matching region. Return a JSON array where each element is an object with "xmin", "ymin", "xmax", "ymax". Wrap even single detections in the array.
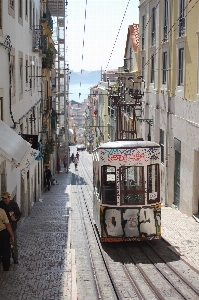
[
  {"xmin": 147, "ymin": 164, "xmax": 160, "ymax": 203},
  {"xmin": 120, "ymin": 166, "xmax": 145, "ymax": 205},
  {"xmin": 101, "ymin": 166, "xmax": 116, "ymax": 204}
]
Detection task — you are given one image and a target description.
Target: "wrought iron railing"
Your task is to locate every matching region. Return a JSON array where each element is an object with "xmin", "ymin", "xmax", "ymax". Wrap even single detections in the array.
[{"xmin": 41, "ymin": 3, "xmax": 53, "ymax": 32}]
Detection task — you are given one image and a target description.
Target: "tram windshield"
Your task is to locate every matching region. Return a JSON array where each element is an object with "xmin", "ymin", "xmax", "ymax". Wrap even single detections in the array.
[{"xmin": 120, "ymin": 166, "xmax": 145, "ymax": 204}]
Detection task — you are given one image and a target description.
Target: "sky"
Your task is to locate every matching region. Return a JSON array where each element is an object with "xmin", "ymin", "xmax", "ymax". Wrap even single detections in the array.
[{"xmin": 67, "ymin": 0, "xmax": 140, "ymax": 72}]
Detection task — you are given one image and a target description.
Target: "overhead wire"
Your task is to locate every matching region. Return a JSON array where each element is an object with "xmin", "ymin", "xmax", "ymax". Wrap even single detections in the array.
[
  {"xmin": 104, "ymin": 0, "xmax": 131, "ymax": 73},
  {"xmin": 74, "ymin": 0, "xmax": 88, "ymax": 99}
]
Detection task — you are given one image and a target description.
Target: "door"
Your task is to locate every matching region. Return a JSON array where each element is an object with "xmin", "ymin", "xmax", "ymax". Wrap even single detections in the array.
[{"xmin": 174, "ymin": 150, "xmax": 181, "ymax": 209}]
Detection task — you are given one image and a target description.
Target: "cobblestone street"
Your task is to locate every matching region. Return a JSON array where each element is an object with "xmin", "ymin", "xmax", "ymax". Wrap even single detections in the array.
[
  {"xmin": 0, "ymin": 170, "xmax": 75, "ymax": 300},
  {"xmin": 1, "ymin": 153, "xmax": 199, "ymax": 299}
]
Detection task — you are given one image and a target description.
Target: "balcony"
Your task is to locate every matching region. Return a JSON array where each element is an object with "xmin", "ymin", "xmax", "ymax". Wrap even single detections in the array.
[
  {"xmin": 41, "ymin": 3, "xmax": 53, "ymax": 32},
  {"xmin": 33, "ymin": 26, "xmax": 47, "ymax": 52},
  {"xmin": 42, "ymin": 47, "xmax": 54, "ymax": 69}
]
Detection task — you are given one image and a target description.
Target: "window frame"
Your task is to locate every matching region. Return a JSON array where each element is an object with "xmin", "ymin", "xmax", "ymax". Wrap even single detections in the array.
[
  {"xmin": 142, "ymin": 15, "xmax": 145, "ymax": 50},
  {"xmin": 19, "ymin": 0, "xmax": 22, "ymax": 18},
  {"xmin": 101, "ymin": 165, "xmax": 117, "ymax": 205},
  {"xmin": 19, "ymin": 57, "xmax": 23, "ymax": 94},
  {"xmin": 163, "ymin": 0, "xmax": 168, "ymax": 42},
  {"xmin": 120, "ymin": 166, "xmax": 145, "ymax": 205},
  {"xmin": 150, "ymin": 54, "xmax": 155, "ymax": 83},
  {"xmin": 141, "ymin": 56, "xmax": 145, "ymax": 79},
  {"xmin": 179, "ymin": 0, "xmax": 185, "ymax": 37},
  {"xmin": 147, "ymin": 164, "xmax": 160, "ymax": 204},
  {"xmin": 151, "ymin": 7, "xmax": 156, "ymax": 46},
  {"xmin": 178, "ymin": 48, "xmax": 184, "ymax": 86},
  {"xmin": 162, "ymin": 51, "xmax": 167, "ymax": 84},
  {"xmin": 160, "ymin": 129, "xmax": 164, "ymax": 164},
  {"xmin": 0, "ymin": 0, "xmax": 2, "ymax": 30}
]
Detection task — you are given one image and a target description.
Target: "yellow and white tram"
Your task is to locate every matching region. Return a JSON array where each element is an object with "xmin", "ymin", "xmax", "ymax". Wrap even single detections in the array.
[{"xmin": 93, "ymin": 140, "xmax": 161, "ymax": 242}]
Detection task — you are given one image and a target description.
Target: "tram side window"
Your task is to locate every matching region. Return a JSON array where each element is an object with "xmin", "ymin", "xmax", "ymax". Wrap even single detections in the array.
[
  {"xmin": 120, "ymin": 166, "xmax": 144, "ymax": 204},
  {"xmin": 102, "ymin": 166, "xmax": 116, "ymax": 204},
  {"xmin": 147, "ymin": 164, "xmax": 160, "ymax": 203}
]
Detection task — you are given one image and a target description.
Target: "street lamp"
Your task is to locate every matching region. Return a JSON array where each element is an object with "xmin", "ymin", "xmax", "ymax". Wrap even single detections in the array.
[{"xmin": 134, "ymin": 106, "xmax": 153, "ymax": 141}]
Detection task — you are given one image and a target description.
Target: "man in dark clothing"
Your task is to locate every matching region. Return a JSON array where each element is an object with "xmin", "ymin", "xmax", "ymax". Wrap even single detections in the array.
[
  {"xmin": 44, "ymin": 166, "xmax": 52, "ymax": 191},
  {"xmin": 0, "ymin": 208, "xmax": 14, "ymax": 271},
  {"xmin": 0, "ymin": 191, "xmax": 22, "ymax": 264}
]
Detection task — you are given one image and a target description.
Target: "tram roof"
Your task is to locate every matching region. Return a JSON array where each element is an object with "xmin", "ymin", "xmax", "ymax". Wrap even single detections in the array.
[{"xmin": 97, "ymin": 140, "xmax": 160, "ymax": 149}]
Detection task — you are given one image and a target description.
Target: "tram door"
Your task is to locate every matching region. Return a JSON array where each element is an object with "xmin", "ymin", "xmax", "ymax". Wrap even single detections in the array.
[{"xmin": 174, "ymin": 150, "xmax": 181, "ymax": 209}]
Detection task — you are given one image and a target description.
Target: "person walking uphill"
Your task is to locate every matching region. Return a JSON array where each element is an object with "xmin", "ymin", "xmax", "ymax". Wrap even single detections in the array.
[
  {"xmin": 0, "ymin": 208, "xmax": 14, "ymax": 271},
  {"xmin": 0, "ymin": 192, "xmax": 22, "ymax": 264},
  {"xmin": 44, "ymin": 166, "xmax": 52, "ymax": 191}
]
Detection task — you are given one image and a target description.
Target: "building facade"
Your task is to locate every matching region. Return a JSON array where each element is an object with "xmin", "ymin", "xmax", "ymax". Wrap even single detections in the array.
[{"xmin": 139, "ymin": 0, "xmax": 199, "ymax": 216}]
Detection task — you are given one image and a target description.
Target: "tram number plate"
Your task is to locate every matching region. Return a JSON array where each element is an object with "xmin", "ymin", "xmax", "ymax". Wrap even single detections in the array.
[{"xmin": 149, "ymin": 192, "xmax": 157, "ymax": 200}]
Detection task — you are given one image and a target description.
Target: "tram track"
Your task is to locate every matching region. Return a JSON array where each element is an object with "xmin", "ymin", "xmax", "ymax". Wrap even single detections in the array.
[{"xmin": 74, "ymin": 151, "xmax": 199, "ymax": 299}]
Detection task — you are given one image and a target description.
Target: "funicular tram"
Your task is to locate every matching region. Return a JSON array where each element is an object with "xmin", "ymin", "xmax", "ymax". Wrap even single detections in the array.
[{"xmin": 93, "ymin": 140, "xmax": 161, "ymax": 242}]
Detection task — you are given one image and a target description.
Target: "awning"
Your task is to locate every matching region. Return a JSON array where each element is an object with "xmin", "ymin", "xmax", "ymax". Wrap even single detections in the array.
[{"xmin": 0, "ymin": 121, "xmax": 39, "ymax": 173}]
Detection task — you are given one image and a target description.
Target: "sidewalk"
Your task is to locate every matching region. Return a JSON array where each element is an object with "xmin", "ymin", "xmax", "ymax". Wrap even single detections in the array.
[
  {"xmin": 0, "ymin": 168, "xmax": 76, "ymax": 300},
  {"xmin": 162, "ymin": 206, "xmax": 199, "ymax": 272}
]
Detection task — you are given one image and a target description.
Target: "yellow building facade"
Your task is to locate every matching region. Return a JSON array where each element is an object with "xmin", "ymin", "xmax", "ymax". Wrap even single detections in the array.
[{"xmin": 139, "ymin": 0, "xmax": 199, "ymax": 216}]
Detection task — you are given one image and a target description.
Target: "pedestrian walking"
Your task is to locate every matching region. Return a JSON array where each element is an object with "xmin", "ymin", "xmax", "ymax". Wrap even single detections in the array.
[
  {"xmin": 0, "ymin": 208, "xmax": 14, "ymax": 271},
  {"xmin": 76, "ymin": 152, "xmax": 79, "ymax": 160},
  {"xmin": 0, "ymin": 191, "xmax": 22, "ymax": 264},
  {"xmin": 44, "ymin": 166, "xmax": 52, "ymax": 191},
  {"xmin": 71, "ymin": 153, "xmax": 74, "ymax": 163},
  {"xmin": 63, "ymin": 156, "xmax": 67, "ymax": 169},
  {"xmin": 74, "ymin": 157, "xmax": 78, "ymax": 170}
]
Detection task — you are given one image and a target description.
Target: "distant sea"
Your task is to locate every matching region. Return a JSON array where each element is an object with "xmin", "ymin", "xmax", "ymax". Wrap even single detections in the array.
[{"xmin": 69, "ymin": 83, "xmax": 97, "ymax": 103}]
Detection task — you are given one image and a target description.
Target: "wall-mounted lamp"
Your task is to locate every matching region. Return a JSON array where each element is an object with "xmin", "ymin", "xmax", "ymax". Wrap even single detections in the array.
[{"xmin": 134, "ymin": 106, "xmax": 153, "ymax": 141}]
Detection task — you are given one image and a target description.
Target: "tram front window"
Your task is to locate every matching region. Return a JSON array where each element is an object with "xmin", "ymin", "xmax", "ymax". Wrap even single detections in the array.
[
  {"xmin": 120, "ymin": 166, "xmax": 145, "ymax": 204},
  {"xmin": 102, "ymin": 166, "xmax": 116, "ymax": 204}
]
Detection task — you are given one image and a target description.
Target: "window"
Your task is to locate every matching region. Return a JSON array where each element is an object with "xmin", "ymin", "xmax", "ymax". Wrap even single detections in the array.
[
  {"xmin": 151, "ymin": 8, "xmax": 156, "ymax": 46},
  {"xmin": 30, "ymin": 64, "xmax": 32, "ymax": 89},
  {"xmin": 162, "ymin": 51, "xmax": 167, "ymax": 84},
  {"xmin": 101, "ymin": 166, "xmax": 116, "ymax": 204},
  {"xmin": 25, "ymin": 0, "xmax": 28, "ymax": 16},
  {"xmin": 178, "ymin": 48, "xmax": 184, "ymax": 85},
  {"xmin": 160, "ymin": 129, "xmax": 164, "ymax": 164},
  {"xmin": 163, "ymin": 0, "xmax": 168, "ymax": 41},
  {"xmin": 29, "ymin": 0, "xmax": 32, "ymax": 29},
  {"xmin": 120, "ymin": 166, "xmax": 145, "ymax": 204},
  {"xmin": 151, "ymin": 54, "xmax": 155, "ymax": 83},
  {"xmin": 10, "ymin": 55, "xmax": 15, "ymax": 97},
  {"xmin": 10, "ymin": 0, "xmax": 14, "ymax": 8},
  {"xmin": 147, "ymin": 164, "xmax": 160, "ymax": 203},
  {"xmin": 142, "ymin": 15, "xmax": 145, "ymax": 50},
  {"xmin": 179, "ymin": 0, "xmax": 185, "ymax": 37},
  {"xmin": 19, "ymin": 0, "xmax": 22, "ymax": 18},
  {"xmin": 0, "ymin": 97, "xmax": 3, "ymax": 120},
  {"xmin": 25, "ymin": 59, "xmax": 28, "ymax": 83},
  {"xmin": 141, "ymin": 56, "xmax": 145, "ymax": 78},
  {"xmin": 19, "ymin": 57, "xmax": 23, "ymax": 94},
  {"xmin": 0, "ymin": 0, "xmax": 2, "ymax": 29}
]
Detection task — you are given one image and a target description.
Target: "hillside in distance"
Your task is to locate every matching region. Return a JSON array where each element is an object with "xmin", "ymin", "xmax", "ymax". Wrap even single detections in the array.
[{"xmin": 69, "ymin": 70, "xmax": 101, "ymax": 85}]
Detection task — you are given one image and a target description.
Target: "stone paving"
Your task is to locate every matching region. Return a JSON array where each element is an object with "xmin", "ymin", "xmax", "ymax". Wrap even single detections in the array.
[
  {"xmin": 0, "ymin": 170, "xmax": 74, "ymax": 300},
  {"xmin": 1, "ymin": 154, "xmax": 199, "ymax": 299}
]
